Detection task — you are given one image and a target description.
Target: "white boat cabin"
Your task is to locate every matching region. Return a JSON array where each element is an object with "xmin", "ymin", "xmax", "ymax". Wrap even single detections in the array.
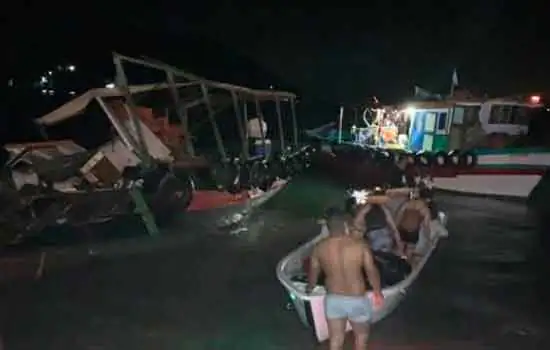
[{"xmin": 404, "ymin": 96, "xmax": 542, "ymax": 152}]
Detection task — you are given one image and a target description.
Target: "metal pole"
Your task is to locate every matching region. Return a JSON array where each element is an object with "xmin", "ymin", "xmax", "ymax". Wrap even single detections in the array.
[
  {"xmin": 200, "ymin": 83, "xmax": 227, "ymax": 161},
  {"xmin": 96, "ymin": 96, "xmax": 142, "ymax": 155},
  {"xmin": 254, "ymin": 96, "xmax": 267, "ymax": 158},
  {"xmin": 338, "ymin": 106, "xmax": 344, "ymax": 144},
  {"xmin": 290, "ymin": 97, "xmax": 299, "ymax": 147},
  {"xmin": 274, "ymin": 96, "xmax": 285, "ymax": 150},
  {"xmin": 231, "ymin": 91, "xmax": 248, "ymax": 160},
  {"xmin": 166, "ymin": 72, "xmax": 195, "ymax": 156},
  {"xmin": 113, "ymin": 56, "xmax": 151, "ymax": 166},
  {"xmin": 243, "ymin": 100, "xmax": 249, "ymax": 155}
]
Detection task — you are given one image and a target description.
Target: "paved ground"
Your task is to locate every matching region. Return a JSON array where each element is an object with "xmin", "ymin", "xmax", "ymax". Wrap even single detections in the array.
[{"xmin": 1, "ymin": 177, "xmax": 549, "ymax": 349}]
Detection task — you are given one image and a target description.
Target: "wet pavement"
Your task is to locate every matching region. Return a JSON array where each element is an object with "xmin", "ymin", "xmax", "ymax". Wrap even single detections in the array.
[{"xmin": 1, "ymin": 177, "xmax": 549, "ymax": 349}]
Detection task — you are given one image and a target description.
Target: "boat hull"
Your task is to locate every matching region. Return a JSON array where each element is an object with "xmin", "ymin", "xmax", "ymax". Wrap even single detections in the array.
[
  {"xmin": 185, "ymin": 179, "xmax": 288, "ymax": 228},
  {"xmin": 432, "ymin": 172, "xmax": 541, "ymax": 198},
  {"xmin": 312, "ymin": 143, "xmax": 550, "ymax": 198},
  {"xmin": 276, "ymin": 197, "xmax": 448, "ymax": 342}
]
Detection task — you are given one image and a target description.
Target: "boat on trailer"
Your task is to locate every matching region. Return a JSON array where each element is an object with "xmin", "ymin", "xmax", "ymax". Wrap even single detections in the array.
[
  {"xmin": 308, "ymin": 94, "xmax": 549, "ymax": 199},
  {"xmin": 276, "ymin": 195, "xmax": 449, "ymax": 342}
]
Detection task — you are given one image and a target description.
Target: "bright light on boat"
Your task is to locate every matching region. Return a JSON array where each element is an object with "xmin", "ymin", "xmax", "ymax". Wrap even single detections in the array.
[
  {"xmin": 530, "ymin": 95, "xmax": 541, "ymax": 104},
  {"xmin": 67, "ymin": 65, "xmax": 75, "ymax": 72},
  {"xmin": 405, "ymin": 106, "xmax": 416, "ymax": 116},
  {"xmin": 105, "ymin": 83, "xmax": 115, "ymax": 88},
  {"xmin": 351, "ymin": 189, "xmax": 368, "ymax": 205}
]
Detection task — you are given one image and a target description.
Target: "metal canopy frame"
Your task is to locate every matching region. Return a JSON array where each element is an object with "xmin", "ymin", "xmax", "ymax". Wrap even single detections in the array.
[{"xmin": 112, "ymin": 53, "xmax": 300, "ymax": 163}]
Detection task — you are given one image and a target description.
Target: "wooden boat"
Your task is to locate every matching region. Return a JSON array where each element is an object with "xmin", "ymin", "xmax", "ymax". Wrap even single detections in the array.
[
  {"xmin": 0, "ymin": 54, "xmax": 312, "ymax": 254},
  {"xmin": 308, "ymin": 96, "xmax": 550, "ymax": 198},
  {"xmin": 276, "ymin": 196, "xmax": 448, "ymax": 342}
]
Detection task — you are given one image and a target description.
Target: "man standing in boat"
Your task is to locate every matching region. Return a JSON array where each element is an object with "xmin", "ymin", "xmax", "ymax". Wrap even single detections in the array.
[
  {"xmin": 306, "ymin": 211, "xmax": 384, "ymax": 350},
  {"xmin": 395, "ymin": 185, "xmax": 434, "ymax": 262}
]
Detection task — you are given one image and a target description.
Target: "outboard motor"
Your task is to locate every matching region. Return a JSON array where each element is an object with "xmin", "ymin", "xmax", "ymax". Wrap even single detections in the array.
[{"xmin": 270, "ymin": 152, "xmax": 290, "ymax": 180}]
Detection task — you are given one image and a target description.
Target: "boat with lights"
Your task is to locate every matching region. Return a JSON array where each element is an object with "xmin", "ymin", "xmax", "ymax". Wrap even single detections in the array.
[{"xmin": 308, "ymin": 92, "xmax": 550, "ymax": 198}]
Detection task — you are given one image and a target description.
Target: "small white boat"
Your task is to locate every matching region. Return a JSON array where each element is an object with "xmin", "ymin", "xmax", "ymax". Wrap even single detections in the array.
[{"xmin": 276, "ymin": 197, "xmax": 449, "ymax": 342}]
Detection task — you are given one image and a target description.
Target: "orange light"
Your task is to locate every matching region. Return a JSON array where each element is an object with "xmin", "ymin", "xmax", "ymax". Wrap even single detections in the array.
[{"xmin": 530, "ymin": 95, "xmax": 541, "ymax": 104}]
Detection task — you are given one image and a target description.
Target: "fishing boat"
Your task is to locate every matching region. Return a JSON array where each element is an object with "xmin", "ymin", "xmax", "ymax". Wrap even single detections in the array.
[
  {"xmin": 0, "ymin": 54, "xmax": 312, "ymax": 252},
  {"xmin": 276, "ymin": 194, "xmax": 449, "ymax": 342},
  {"xmin": 308, "ymin": 94, "xmax": 549, "ymax": 198}
]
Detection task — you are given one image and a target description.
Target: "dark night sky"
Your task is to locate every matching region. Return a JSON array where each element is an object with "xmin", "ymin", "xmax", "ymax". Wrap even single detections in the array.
[{"xmin": 4, "ymin": 1, "xmax": 550, "ymax": 139}]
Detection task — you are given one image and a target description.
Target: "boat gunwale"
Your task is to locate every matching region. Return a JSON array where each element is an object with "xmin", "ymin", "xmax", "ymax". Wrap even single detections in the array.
[{"xmin": 276, "ymin": 213, "xmax": 447, "ymax": 301}]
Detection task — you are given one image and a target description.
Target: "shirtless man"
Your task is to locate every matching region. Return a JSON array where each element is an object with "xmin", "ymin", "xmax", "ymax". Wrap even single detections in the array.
[
  {"xmin": 395, "ymin": 188, "xmax": 433, "ymax": 261},
  {"xmin": 351, "ymin": 194, "xmax": 405, "ymax": 257},
  {"xmin": 306, "ymin": 213, "xmax": 384, "ymax": 350}
]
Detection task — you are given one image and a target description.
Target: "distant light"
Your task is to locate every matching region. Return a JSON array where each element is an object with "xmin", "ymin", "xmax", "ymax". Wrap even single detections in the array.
[
  {"xmin": 8, "ymin": 78, "xmax": 14, "ymax": 87},
  {"xmin": 69, "ymin": 91, "xmax": 76, "ymax": 95},
  {"xmin": 41, "ymin": 89, "xmax": 47, "ymax": 95},
  {"xmin": 530, "ymin": 95, "xmax": 541, "ymax": 104},
  {"xmin": 269, "ymin": 85, "xmax": 274, "ymax": 89},
  {"xmin": 48, "ymin": 89, "xmax": 55, "ymax": 95},
  {"xmin": 105, "ymin": 83, "xmax": 115, "ymax": 88},
  {"xmin": 67, "ymin": 65, "xmax": 75, "ymax": 72},
  {"xmin": 40, "ymin": 76, "xmax": 48, "ymax": 85},
  {"xmin": 47, "ymin": 71, "xmax": 53, "ymax": 76},
  {"xmin": 405, "ymin": 106, "xmax": 416, "ymax": 116}
]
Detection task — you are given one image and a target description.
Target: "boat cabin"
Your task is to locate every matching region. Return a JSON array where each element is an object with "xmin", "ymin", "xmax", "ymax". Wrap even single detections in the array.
[{"xmin": 404, "ymin": 96, "xmax": 542, "ymax": 152}]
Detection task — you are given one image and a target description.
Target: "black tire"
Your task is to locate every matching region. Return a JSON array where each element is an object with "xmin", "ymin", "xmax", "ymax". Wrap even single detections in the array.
[
  {"xmin": 249, "ymin": 160, "xmax": 275, "ymax": 191},
  {"xmin": 147, "ymin": 171, "xmax": 194, "ymax": 226},
  {"xmin": 434, "ymin": 151, "xmax": 447, "ymax": 167},
  {"xmin": 268, "ymin": 155, "xmax": 289, "ymax": 180},
  {"xmin": 404, "ymin": 152, "xmax": 416, "ymax": 165},
  {"xmin": 374, "ymin": 149, "xmax": 390, "ymax": 163},
  {"xmin": 459, "ymin": 151, "xmax": 477, "ymax": 168},
  {"xmin": 209, "ymin": 161, "xmax": 239, "ymax": 191},
  {"xmin": 415, "ymin": 151, "xmax": 432, "ymax": 167},
  {"xmin": 446, "ymin": 150, "xmax": 461, "ymax": 167}
]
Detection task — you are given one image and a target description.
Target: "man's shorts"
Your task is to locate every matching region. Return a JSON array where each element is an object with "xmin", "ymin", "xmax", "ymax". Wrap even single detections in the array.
[{"xmin": 325, "ymin": 294, "xmax": 372, "ymax": 323}]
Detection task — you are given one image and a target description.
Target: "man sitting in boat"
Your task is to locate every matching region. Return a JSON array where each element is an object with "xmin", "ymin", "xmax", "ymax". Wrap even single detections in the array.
[
  {"xmin": 395, "ymin": 186, "xmax": 433, "ymax": 261},
  {"xmin": 306, "ymin": 210, "xmax": 384, "ymax": 350},
  {"xmin": 351, "ymin": 188, "xmax": 406, "ymax": 257}
]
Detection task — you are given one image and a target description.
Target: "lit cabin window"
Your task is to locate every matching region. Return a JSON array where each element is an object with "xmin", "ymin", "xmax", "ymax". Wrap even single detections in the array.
[
  {"xmin": 437, "ymin": 112, "xmax": 448, "ymax": 131},
  {"xmin": 489, "ymin": 105, "xmax": 529, "ymax": 125}
]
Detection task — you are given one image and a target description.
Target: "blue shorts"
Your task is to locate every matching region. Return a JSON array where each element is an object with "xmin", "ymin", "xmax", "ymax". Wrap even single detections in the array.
[{"xmin": 325, "ymin": 294, "xmax": 372, "ymax": 323}]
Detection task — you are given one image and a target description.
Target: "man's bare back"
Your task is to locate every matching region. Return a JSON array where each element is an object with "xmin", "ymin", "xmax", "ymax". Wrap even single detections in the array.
[
  {"xmin": 306, "ymin": 212, "xmax": 383, "ymax": 350},
  {"xmin": 314, "ymin": 236, "xmax": 371, "ymax": 296},
  {"xmin": 397, "ymin": 199, "xmax": 430, "ymax": 233}
]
